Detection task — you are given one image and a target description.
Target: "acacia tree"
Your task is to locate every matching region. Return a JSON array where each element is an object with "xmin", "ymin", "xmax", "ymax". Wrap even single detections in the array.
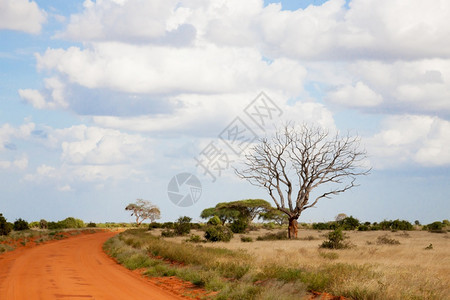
[
  {"xmin": 200, "ymin": 199, "xmax": 272, "ymax": 225},
  {"xmin": 235, "ymin": 124, "xmax": 370, "ymax": 238},
  {"xmin": 125, "ymin": 199, "xmax": 161, "ymax": 225}
]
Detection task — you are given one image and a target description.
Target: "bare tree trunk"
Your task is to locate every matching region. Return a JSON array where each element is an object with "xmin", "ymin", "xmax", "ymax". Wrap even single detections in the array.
[{"xmin": 288, "ymin": 217, "xmax": 298, "ymax": 239}]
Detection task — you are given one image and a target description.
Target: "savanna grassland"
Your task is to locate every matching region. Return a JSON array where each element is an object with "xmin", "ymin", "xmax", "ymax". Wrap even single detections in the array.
[{"xmin": 104, "ymin": 228, "xmax": 450, "ymax": 300}]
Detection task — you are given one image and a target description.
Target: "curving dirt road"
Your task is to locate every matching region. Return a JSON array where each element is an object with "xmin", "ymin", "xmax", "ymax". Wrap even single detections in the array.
[{"xmin": 0, "ymin": 231, "xmax": 183, "ymax": 300}]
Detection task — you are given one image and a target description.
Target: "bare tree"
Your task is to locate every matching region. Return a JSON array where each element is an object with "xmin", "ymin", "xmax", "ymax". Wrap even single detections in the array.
[
  {"xmin": 125, "ymin": 199, "xmax": 161, "ymax": 225},
  {"xmin": 235, "ymin": 124, "xmax": 370, "ymax": 238}
]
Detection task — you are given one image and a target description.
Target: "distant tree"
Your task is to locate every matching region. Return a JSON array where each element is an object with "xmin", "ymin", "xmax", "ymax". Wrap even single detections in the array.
[
  {"xmin": 216, "ymin": 199, "xmax": 272, "ymax": 224},
  {"xmin": 335, "ymin": 213, "xmax": 348, "ymax": 222},
  {"xmin": 39, "ymin": 219, "xmax": 48, "ymax": 229},
  {"xmin": 13, "ymin": 218, "xmax": 29, "ymax": 231},
  {"xmin": 125, "ymin": 199, "xmax": 161, "ymax": 225},
  {"xmin": 201, "ymin": 199, "xmax": 272, "ymax": 227},
  {"xmin": 340, "ymin": 216, "xmax": 360, "ymax": 230},
  {"xmin": 0, "ymin": 213, "xmax": 12, "ymax": 236},
  {"xmin": 235, "ymin": 124, "xmax": 370, "ymax": 239},
  {"xmin": 200, "ymin": 206, "xmax": 239, "ymax": 226},
  {"xmin": 414, "ymin": 220, "xmax": 421, "ymax": 226},
  {"xmin": 174, "ymin": 216, "xmax": 192, "ymax": 235}
]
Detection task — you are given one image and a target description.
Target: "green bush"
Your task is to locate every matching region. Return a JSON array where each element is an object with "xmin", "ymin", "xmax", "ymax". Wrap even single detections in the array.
[
  {"xmin": 340, "ymin": 216, "xmax": 360, "ymax": 230},
  {"xmin": 186, "ymin": 234, "xmax": 202, "ymax": 243},
  {"xmin": 0, "ymin": 213, "xmax": 12, "ymax": 236},
  {"xmin": 59, "ymin": 217, "xmax": 85, "ymax": 228},
  {"xmin": 204, "ymin": 225, "xmax": 233, "ymax": 242},
  {"xmin": 148, "ymin": 222, "xmax": 162, "ymax": 229},
  {"xmin": 320, "ymin": 228, "xmax": 351, "ymax": 249},
  {"xmin": 13, "ymin": 218, "xmax": 29, "ymax": 231},
  {"xmin": 207, "ymin": 216, "xmax": 221, "ymax": 226},
  {"xmin": 230, "ymin": 218, "xmax": 248, "ymax": 233},
  {"xmin": 161, "ymin": 229, "xmax": 176, "ymax": 237},
  {"xmin": 240, "ymin": 236, "xmax": 253, "ymax": 242},
  {"xmin": 87, "ymin": 222, "xmax": 97, "ymax": 227},
  {"xmin": 29, "ymin": 221, "xmax": 40, "ymax": 228},
  {"xmin": 174, "ymin": 216, "xmax": 192, "ymax": 235},
  {"xmin": 161, "ymin": 222, "xmax": 174, "ymax": 229},
  {"xmin": 424, "ymin": 221, "xmax": 444, "ymax": 231},
  {"xmin": 47, "ymin": 221, "xmax": 64, "ymax": 230},
  {"xmin": 358, "ymin": 224, "xmax": 370, "ymax": 231}
]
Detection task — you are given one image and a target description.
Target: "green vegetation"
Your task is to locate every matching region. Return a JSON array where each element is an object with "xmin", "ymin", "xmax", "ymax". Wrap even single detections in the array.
[
  {"xmin": 173, "ymin": 216, "xmax": 192, "ymax": 235},
  {"xmin": 13, "ymin": 218, "xmax": 29, "ymax": 231},
  {"xmin": 320, "ymin": 228, "xmax": 352, "ymax": 249},
  {"xmin": 0, "ymin": 213, "xmax": 12, "ymax": 236},
  {"xmin": 240, "ymin": 236, "xmax": 253, "ymax": 242},
  {"xmin": 204, "ymin": 224, "xmax": 233, "ymax": 242},
  {"xmin": 104, "ymin": 229, "xmax": 400, "ymax": 299}
]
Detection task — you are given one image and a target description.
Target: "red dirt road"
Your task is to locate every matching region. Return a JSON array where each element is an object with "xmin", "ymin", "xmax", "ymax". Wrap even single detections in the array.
[{"xmin": 0, "ymin": 231, "xmax": 183, "ymax": 300}]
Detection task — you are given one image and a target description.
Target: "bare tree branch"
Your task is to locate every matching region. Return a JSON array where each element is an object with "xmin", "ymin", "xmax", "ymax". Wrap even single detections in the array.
[{"xmin": 235, "ymin": 123, "xmax": 370, "ymax": 229}]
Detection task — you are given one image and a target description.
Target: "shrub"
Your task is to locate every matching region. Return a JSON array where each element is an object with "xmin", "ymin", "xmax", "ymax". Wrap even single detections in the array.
[
  {"xmin": 87, "ymin": 222, "xmax": 97, "ymax": 227},
  {"xmin": 340, "ymin": 216, "xmax": 360, "ymax": 230},
  {"xmin": 424, "ymin": 221, "xmax": 444, "ymax": 231},
  {"xmin": 161, "ymin": 222, "xmax": 174, "ymax": 229},
  {"xmin": 391, "ymin": 219, "xmax": 413, "ymax": 231},
  {"xmin": 0, "ymin": 213, "xmax": 12, "ymax": 236},
  {"xmin": 257, "ymin": 231, "xmax": 288, "ymax": 241},
  {"xmin": 39, "ymin": 219, "xmax": 48, "ymax": 229},
  {"xmin": 148, "ymin": 222, "xmax": 162, "ymax": 229},
  {"xmin": 376, "ymin": 234, "xmax": 400, "ymax": 245},
  {"xmin": 29, "ymin": 221, "xmax": 40, "ymax": 228},
  {"xmin": 161, "ymin": 229, "xmax": 176, "ymax": 237},
  {"xmin": 207, "ymin": 216, "xmax": 221, "ymax": 226},
  {"xmin": 186, "ymin": 234, "xmax": 202, "ymax": 243},
  {"xmin": 174, "ymin": 216, "xmax": 192, "ymax": 235},
  {"xmin": 47, "ymin": 221, "xmax": 64, "ymax": 230},
  {"xmin": 230, "ymin": 218, "xmax": 248, "ymax": 233},
  {"xmin": 13, "ymin": 218, "xmax": 29, "ymax": 231},
  {"xmin": 319, "ymin": 228, "xmax": 351, "ymax": 249},
  {"xmin": 358, "ymin": 225, "xmax": 370, "ymax": 231},
  {"xmin": 58, "ymin": 217, "xmax": 85, "ymax": 228},
  {"xmin": 240, "ymin": 236, "xmax": 253, "ymax": 242},
  {"xmin": 204, "ymin": 225, "xmax": 233, "ymax": 242}
]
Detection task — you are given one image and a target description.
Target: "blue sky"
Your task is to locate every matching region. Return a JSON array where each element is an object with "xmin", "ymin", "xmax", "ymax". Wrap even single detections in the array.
[{"xmin": 0, "ymin": 0, "xmax": 449, "ymax": 224}]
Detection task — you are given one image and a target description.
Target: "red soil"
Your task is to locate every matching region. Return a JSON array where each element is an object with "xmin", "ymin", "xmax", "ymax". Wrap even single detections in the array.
[{"xmin": 0, "ymin": 231, "xmax": 184, "ymax": 300}]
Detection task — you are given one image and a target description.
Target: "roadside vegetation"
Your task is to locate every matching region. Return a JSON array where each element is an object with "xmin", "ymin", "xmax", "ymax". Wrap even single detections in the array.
[{"xmin": 104, "ymin": 226, "xmax": 449, "ymax": 300}]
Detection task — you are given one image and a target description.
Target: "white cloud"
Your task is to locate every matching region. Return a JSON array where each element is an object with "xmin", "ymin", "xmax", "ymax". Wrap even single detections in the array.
[
  {"xmin": 18, "ymin": 89, "xmax": 47, "ymax": 109},
  {"xmin": 366, "ymin": 115, "xmax": 450, "ymax": 168},
  {"xmin": 0, "ymin": 0, "xmax": 46, "ymax": 34},
  {"xmin": 36, "ymin": 43, "xmax": 306, "ymax": 95},
  {"xmin": 0, "ymin": 122, "xmax": 35, "ymax": 150},
  {"xmin": 326, "ymin": 81, "xmax": 383, "ymax": 108},
  {"xmin": 19, "ymin": 77, "xmax": 68, "ymax": 110},
  {"xmin": 59, "ymin": 0, "xmax": 185, "ymax": 43},
  {"xmin": 0, "ymin": 155, "xmax": 28, "ymax": 171},
  {"xmin": 23, "ymin": 124, "xmax": 155, "ymax": 186}
]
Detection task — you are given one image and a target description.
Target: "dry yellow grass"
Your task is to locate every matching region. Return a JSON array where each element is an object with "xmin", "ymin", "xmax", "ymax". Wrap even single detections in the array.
[{"xmin": 157, "ymin": 228, "xmax": 450, "ymax": 299}]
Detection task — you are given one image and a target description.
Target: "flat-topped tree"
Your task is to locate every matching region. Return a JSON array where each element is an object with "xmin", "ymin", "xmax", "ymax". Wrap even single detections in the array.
[
  {"xmin": 125, "ymin": 199, "xmax": 160, "ymax": 225},
  {"xmin": 235, "ymin": 124, "xmax": 370, "ymax": 239}
]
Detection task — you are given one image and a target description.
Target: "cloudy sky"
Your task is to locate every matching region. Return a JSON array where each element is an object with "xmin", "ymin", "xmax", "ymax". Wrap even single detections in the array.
[{"xmin": 0, "ymin": 0, "xmax": 449, "ymax": 224}]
